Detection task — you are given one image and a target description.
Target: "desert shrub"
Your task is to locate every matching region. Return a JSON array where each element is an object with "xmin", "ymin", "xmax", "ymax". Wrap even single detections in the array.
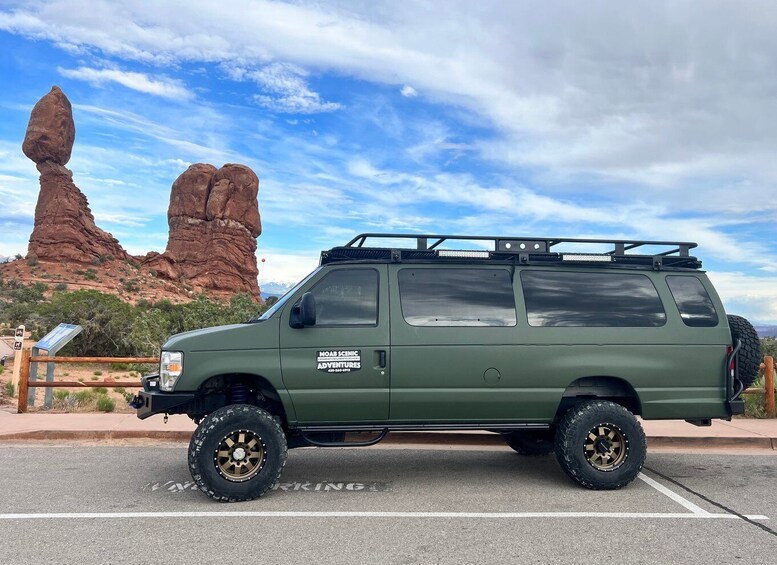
[
  {"xmin": 0, "ymin": 285, "xmax": 272, "ymax": 358},
  {"xmin": 84, "ymin": 269, "xmax": 98, "ymax": 281},
  {"xmin": 35, "ymin": 290, "xmax": 136, "ymax": 356},
  {"xmin": 96, "ymin": 395, "xmax": 115, "ymax": 412},
  {"xmin": 54, "ymin": 283, "xmax": 68, "ymax": 292},
  {"xmin": 73, "ymin": 390, "xmax": 94, "ymax": 406},
  {"xmin": 94, "ymin": 387, "xmax": 107, "ymax": 394},
  {"xmin": 4, "ymin": 381, "xmax": 14, "ymax": 397},
  {"xmin": 26, "ymin": 255, "xmax": 38, "ymax": 267}
]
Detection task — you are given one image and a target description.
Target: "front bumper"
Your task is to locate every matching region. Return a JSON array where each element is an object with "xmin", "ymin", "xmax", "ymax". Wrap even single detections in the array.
[{"xmin": 130, "ymin": 374, "xmax": 195, "ymax": 420}]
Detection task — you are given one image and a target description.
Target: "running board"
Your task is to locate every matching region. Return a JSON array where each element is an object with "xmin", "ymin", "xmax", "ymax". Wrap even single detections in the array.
[{"xmin": 296, "ymin": 423, "xmax": 550, "ymax": 433}]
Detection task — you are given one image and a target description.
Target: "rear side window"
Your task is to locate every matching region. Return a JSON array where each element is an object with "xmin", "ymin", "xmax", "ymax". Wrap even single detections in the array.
[
  {"xmin": 521, "ymin": 271, "xmax": 666, "ymax": 327},
  {"xmin": 666, "ymin": 276, "xmax": 719, "ymax": 327},
  {"xmin": 307, "ymin": 269, "xmax": 378, "ymax": 326},
  {"xmin": 398, "ymin": 268, "xmax": 516, "ymax": 327}
]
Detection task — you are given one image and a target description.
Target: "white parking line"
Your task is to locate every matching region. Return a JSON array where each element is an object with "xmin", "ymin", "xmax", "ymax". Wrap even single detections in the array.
[
  {"xmin": 637, "ymin": 473, "xmax": 709, "ymax": 515},
  {"xmin": 0, "ymin": 511, "xmax": 768, "ymax": 521}
]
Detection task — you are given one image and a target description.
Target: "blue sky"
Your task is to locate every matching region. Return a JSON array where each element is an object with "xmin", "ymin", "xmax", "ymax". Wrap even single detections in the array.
[{"xmin": 0, "ymin": 1, "xmax": 775, "ymax": 323}]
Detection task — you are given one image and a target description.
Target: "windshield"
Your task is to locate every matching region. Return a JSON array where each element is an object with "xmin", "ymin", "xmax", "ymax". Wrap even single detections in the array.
[{"xmin": 249, "ymin": 267, "xmax": 322, "ymax": 322}]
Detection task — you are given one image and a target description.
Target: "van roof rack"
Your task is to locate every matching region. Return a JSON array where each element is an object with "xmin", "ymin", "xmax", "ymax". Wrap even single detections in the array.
[{"xmin": 320, "ymin": 233, "xmax": 702, "ymax": 270}]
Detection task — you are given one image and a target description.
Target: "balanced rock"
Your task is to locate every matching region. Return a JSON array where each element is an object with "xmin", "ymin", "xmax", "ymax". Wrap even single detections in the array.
[
  {"xmin": 145, "ymin": 163, "xmax": 261, "ymax": 296},
  {"xmin": 22, "ymin": 86, "xmax": 75, "ymax": 166},
  {"xmin": 23, "ymin": 86, "xmax": 129, "ymax": 264}
]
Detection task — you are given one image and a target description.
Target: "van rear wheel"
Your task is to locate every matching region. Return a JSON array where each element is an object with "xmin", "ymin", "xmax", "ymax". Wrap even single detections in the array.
[{"xmin": 555, "ymin": 400, "xmax": 646, "ymax": 490}]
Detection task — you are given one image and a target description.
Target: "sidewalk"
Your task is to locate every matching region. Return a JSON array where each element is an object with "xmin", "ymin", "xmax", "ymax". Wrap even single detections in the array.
[{"xmin": 1, "ymin": 408, "xmax": 776, "ymax": 449}]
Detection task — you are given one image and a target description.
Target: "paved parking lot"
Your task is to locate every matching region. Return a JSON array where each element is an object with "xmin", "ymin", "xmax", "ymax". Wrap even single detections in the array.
[{"xmin": 0, "ymin": 444, "xmax": 775, "ymax": 564}]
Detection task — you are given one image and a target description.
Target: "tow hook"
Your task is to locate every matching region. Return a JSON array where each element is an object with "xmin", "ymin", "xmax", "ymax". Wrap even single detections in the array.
[{"xmin": 164, "ymin": 414, "xmax": 169, "ymax": 424}]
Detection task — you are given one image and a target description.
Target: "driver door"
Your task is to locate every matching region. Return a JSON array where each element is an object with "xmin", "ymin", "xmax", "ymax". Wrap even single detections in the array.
[{"xmin": 279, "ymin": 265, "xmax": 390, "ymax": 424}]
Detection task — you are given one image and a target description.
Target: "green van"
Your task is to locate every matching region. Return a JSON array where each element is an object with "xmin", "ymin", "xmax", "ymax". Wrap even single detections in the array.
[{"xmin": 131, "ymin": 234, "xmax": 761, "ymax": 501}]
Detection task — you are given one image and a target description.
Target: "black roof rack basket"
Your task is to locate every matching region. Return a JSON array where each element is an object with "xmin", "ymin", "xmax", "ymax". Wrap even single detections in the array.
[{"xmin": 320, "ymin": 233, "xmax": 702, "ymax": 270}]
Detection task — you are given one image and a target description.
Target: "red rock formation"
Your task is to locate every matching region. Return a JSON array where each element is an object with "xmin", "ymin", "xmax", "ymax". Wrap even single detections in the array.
[
  {"xmin": 20, "ymin": 86, "xmax": 261, "ymax": 298},
  {"xmin": 145, "ymin": 163, "xmax": 261, "ymax": 296},
  {"xmin": 23, "ymin": 86, "xmax": 129, "ymax": 263}
]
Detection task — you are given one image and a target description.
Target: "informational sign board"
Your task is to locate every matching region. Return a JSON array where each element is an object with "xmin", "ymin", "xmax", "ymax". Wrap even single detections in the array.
[
  {"xmin": 35, "ymin": 324, "xmax": 82, "ymax": 353},
  {"xmin": 29, "ymin": 324, "xmax": 83, "ymax": 409}
]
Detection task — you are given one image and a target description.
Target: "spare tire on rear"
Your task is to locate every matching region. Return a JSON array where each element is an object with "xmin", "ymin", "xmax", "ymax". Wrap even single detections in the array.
[{"xmin": 727, "ymin": 314, "xmax": 762, "ymax": 390}]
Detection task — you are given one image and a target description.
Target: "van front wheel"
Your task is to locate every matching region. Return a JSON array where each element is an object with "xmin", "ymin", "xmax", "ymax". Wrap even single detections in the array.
[
  {"xmin": 188, "ymin": 404, "xmax": 288, "ymax": 502},
  {"xmin": 555, "ymin": 400, "xmax": 646, "ymax": 490}
]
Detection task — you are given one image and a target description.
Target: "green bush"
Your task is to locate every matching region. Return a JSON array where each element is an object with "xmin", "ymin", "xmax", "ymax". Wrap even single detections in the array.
[
  {"xmin": 54, "ymin": 283, "xmax": 68, "ymax": 292},
  {"xmin": 4, "ymin": 381, "xmax": 14, "ymax": 397},
  {"xmin": 53, "ymin": 390, "xmax": 70, "ymax": 401},
  {"xmin": 73, "ymin": 390, "xmax": 94, "ymax": 404},
  {"xmin": 113, "ymin": 387, "xmax": 126, "ymax": 394},
  {"xmin": 744, "ymin": 392, "xmax": 767, "ymax": 418},
  {"xmin": 94, "ymin": 387, "xmax": 107, "ymax": 394},
  {"xmin": 0, "ymin": 285, "xmax": 271, "ymax": 358},
  {"xmin": 123, "ymin": 279, "xmax": 140, "ymax": 293},
  {"xmin": 96, "ymin": 395, "xmax": 115, "ymax": 412},
  {"xmin": 93, "ymin": 370, "xmax": 103, "ymax": 376},
  {"xmin": 110, "ymin": 363, "xmax": 129, "ymax": 371}
]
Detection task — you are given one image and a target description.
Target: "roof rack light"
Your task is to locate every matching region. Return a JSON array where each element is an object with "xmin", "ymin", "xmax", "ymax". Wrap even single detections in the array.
[
  {"xmin": 437, "ymin": 250, "xmax": 490, "ymax": 259},
  {"xmin": 562, "ymin": 254, "xmax": 613, "ymax": 263}
]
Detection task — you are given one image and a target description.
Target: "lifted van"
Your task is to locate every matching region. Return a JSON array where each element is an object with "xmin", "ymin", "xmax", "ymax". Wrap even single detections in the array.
[{"xmin": 132, "ymin": 233, "xmax": 761, "ymax": 501}]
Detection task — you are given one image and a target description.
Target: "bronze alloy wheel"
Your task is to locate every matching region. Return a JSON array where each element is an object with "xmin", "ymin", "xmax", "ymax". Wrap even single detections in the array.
[
  {"xmin": 583, "ymin": 423, "xmax": 628, "ymax": 471},
  {"xmin": 214, "ymin": 429, "xmax": 267, "ymax": 482}
]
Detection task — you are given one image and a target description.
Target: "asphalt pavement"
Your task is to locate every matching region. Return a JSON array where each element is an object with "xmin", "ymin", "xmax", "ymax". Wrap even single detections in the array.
[{"xmin": 0, "ymin": 444, "xmax": 776, "ymax": 564}]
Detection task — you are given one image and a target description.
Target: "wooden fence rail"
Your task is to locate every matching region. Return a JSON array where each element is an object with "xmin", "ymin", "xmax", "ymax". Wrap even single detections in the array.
[
  {"xmin": 17, "ymin": 351, "xmax": 157, "ymax": 413},
  {"xmin": 13, "ymin": 352, "xmax": 777, "ymax": 418}
]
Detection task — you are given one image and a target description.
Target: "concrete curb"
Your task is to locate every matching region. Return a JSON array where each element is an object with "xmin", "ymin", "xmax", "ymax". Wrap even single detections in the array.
[{"xmin": 0, "ymin": 430, "xmax": 775, "ymax": 449}]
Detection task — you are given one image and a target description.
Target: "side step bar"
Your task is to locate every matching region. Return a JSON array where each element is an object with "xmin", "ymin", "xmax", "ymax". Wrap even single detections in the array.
[{"xmin": 296, "ymin": 422, "xmax": 550, "ymax": 433}]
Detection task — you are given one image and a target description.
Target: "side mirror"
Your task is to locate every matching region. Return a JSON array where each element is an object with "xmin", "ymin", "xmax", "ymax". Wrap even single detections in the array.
[{"xmin": 291, "ymin": 292, "xmax": 317, "ymax": 328}]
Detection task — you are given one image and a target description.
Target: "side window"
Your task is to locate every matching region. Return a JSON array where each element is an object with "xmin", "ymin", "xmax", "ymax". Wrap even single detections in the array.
[
  {"xmin": 521, "ymin": 271, "xmax": 666, "ymax": 327},
  {"xmin": 666, "ymin": 276, "xmax": 719, "ymax": 327},
  {"xmin": 306, "ymin": 269, "xmax": 378, "ymax": 326},
  {"xmin": 398, "ymin": 268, "xmax": 516, "ymax": 327}
]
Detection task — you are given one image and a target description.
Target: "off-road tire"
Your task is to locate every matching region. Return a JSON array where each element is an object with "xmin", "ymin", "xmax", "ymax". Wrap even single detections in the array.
[
  {"xmin": 727, "ymin": 315, "xmax": 762, "ymax": 390},
  {"xmin": 503, "ymin": 429, "xmax": 555, "ymax": 456},
  {"xmin": 188, "ymin": 404, "xmax": 287, "ymax": 502},
  {"xmin": 555, "ymin": 400, "xmax": 646, "ymax": 490}
]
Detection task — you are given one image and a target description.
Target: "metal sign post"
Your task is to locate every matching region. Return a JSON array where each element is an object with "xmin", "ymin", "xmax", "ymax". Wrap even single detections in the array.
[
  {"xmin": 11, "ymin": 325, "xmax": 25, "ymax": 394},
  {"xmin": 28, "ymin": 324, "xmax": 83, "ymax": 409}
]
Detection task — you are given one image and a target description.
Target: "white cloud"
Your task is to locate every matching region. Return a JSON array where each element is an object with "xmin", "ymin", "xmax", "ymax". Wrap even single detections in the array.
[
  {"xmin": 224, "ymin": 62, "xmax": 341, "ymax": 114},
  {"xmin": 707, "ymin": 272, "xmax": 777, "ymax": 324},
  {"xmin": 58, "ymin": 66, "xmax": 193, "ymax": 100},
  {"xmin": 1, "ymin": 1, "xmax": 775, "ymax": 189},
  {"xmin": 256, "ymin": 249, "xmax": 320, "ymax": 287},
  {"xmin": 1, "ymin": 0, "xmax": 773, "ymax": 197},
  {"xmin": 400, "ymin": 85, "xmax": 417, "ymax": 97}
]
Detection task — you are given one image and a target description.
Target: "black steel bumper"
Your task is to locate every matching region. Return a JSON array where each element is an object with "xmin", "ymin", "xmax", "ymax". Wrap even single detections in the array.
[{"xmin": 131, "ymin": 374, "xmax": 195, "ymax": 420}]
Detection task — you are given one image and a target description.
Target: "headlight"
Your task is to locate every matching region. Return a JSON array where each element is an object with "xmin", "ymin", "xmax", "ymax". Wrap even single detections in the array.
[{"xmin": 159, "ymin": 351, "xmax": 183, "ymax": 391}]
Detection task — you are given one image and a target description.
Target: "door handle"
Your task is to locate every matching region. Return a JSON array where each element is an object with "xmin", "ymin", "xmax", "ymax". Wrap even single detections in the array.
[{"xmin": 377, "ymin": 350, "xmax": 387, "ymax": 369}]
